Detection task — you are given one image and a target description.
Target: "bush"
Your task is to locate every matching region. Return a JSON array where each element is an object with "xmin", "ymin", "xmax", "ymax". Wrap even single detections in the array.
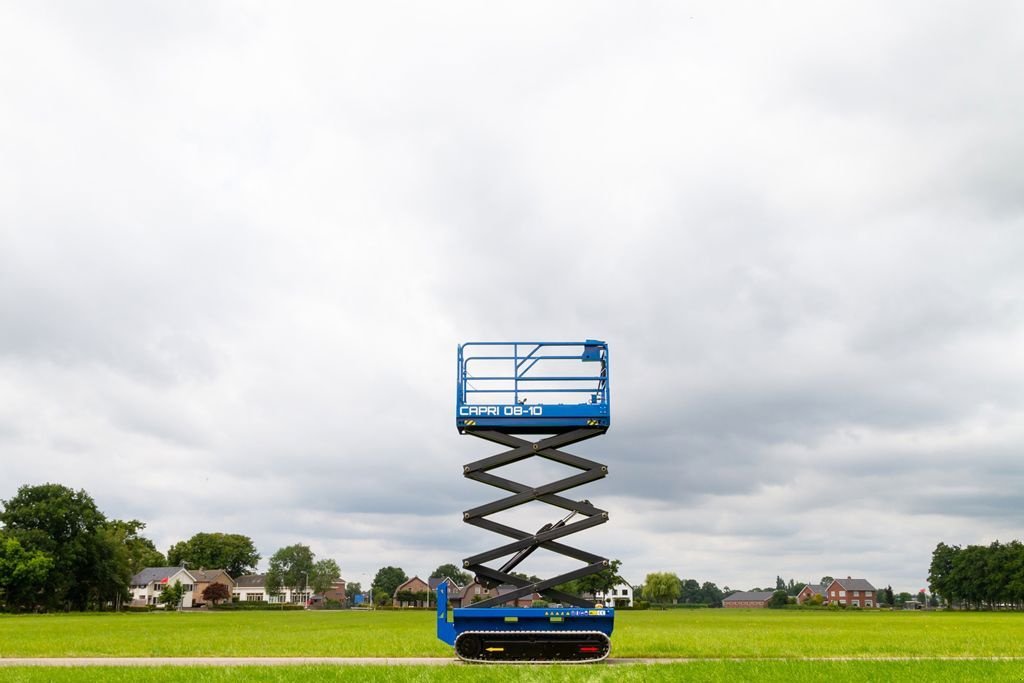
[
  {"xmin": 212, "ymin": 602, "xmax": 305, "ymax": 611},
  {"xmin": 532, "ymin": 600, "xmax": 549, "ymax": 608}
]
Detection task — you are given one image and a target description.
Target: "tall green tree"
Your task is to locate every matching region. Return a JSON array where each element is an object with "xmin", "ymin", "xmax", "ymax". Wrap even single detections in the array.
[
  {"xmin": 643, "ymin": 572, "xmax": 681, "ymax": 607},
  {"xmin": 158, "ymin": 580, "xmax": 185, "ymax": 609},
  {"xmin": 266, "ymin": 544, "xmax": 316, "ymax": 597},
  {"xmin": 372, "ymin": 566, "xmax": 408, "ymax": 597},
  {"xmin": 701, "ymin": 581, "xmax": 725, "ymax": 607},
  {"xmin": 576, "ymin": 559, "xmax": 623, "ymax": 596},
  {"xmin": 0, "ymin": 531, "xmax": 53, "ymax": 612},
  {"xmin": 106, "ymin": 520, "xmax": 165, "ymax": 574},
  {"xmin": 167, "ymin": 533, "xmax": 260, "ymax": 578},
  {"xmin": 431, "ymin": 563, "xmax": 471, "ymax": 586},
  {"xmin": 929, "ymin": 542, "xmax": 957, "ymax": 607},
  {"xmin": 309, "ymin": 558, "xmax": 342, "ymax": 596},
  {"xmin": 0, "ymin": 483, "xmax": 107, "ymax": 610},
  {"xmin": 768, "ymin": 590, "xmax": 789, "ymax": 608},
  {"xmin": 91, "ymin": 524, "xmax": 133, "ymax": 610},
  {"xmin": 345, "ymin": 581, "xmax": 362, "ymax": 601},
  {"xmin": 680, "ymin": 578, "xmax": 702, "ymax": 604}
]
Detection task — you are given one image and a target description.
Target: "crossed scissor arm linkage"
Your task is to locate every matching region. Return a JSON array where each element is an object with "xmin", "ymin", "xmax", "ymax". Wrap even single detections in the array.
[{"xmin": 461, "ymin": 428, "xmax": 609, "ymax": 608}]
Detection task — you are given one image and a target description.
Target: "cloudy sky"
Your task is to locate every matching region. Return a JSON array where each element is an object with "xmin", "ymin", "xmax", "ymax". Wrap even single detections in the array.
[{"xmin": 2, "ymin": 1, "xmax": 1023, "ymax": 594}]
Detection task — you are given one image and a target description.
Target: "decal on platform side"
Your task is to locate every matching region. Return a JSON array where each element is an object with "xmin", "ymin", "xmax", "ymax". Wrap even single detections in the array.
[{"xmin": 459, "ymin": 405, "xmax": 544, "ymax": 417}]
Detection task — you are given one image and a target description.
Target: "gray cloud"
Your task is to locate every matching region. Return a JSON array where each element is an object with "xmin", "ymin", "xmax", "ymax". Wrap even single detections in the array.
[{"xmin": 2, "ymin": 1, "xmax": 1024, "ymax": 593}]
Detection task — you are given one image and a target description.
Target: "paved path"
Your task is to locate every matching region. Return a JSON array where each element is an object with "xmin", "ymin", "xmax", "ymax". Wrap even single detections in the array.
[{"xmin": 3, "ymin": 657, "xmax": 1024, "ymax": 667}]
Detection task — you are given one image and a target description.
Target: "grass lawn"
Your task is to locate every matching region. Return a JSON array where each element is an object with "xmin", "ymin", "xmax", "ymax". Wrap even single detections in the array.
[
  {"xmin": 2, "ymin": 609, "xmax": 1024, "ymax": 659},
  {"xmin": 3, "ymin": 662, "xmax": 1024, "ymax": 683}
]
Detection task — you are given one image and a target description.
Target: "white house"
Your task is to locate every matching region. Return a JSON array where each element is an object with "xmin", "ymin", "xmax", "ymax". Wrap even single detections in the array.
[
  {"xmin": 129, "ymin": 567, "xmax": 197, "ymax": 608},
  {"xmin": 594, "ymin": 583, "xmax": 634, "ymax": 607},
  {"xmin": 233, "ymin": 574, "xmax": 312, "ymax": 605}
]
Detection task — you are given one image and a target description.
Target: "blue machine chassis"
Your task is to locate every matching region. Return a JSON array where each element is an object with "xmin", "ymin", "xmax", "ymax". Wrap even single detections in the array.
[{"xmin": 436, "ymin": 582, "xmax": 614, "ymax": 663}]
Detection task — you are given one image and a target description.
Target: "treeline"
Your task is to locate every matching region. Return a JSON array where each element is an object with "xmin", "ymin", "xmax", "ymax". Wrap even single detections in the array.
[
  {"xmin": 0, "ymin": 483, "xmax": 167, "ymax": 612},
  {"xmin": 0, "ymin": 482, "xmax": 330, "ymax": 613},
  {"xmin": 929, "ymin": 540, "xmax": 1024, "ymax": 610},
  {"xmin": 637, "ymin": 572, "xmax": 726, "ymax": 607}
]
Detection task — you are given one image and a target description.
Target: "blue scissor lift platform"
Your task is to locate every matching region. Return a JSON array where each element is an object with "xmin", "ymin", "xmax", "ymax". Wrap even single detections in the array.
[{"xmin": 438, "ymin": 341, "xmax": 615, "ymax": 663}]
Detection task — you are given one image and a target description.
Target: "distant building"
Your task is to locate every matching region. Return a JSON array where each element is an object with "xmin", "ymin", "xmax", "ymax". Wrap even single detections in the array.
[
  {"xmin": 796, "ymin": 584, "xmax": 826, "ymax": 604},
  {"xmin": 824, "ymin": 577, "xmax": 876, "ymax": 608},
  {"xmin": 594, "ymin": 583, "xmax": 634, "ymax": 607},
  {"xmin": 129, "ymin": 567, "xmax": 197, "ymax": 608},
  {"xmin": 393, "ymin": 576, "xmax": 431, "ymax": 607},
  {"xmin": 232, "ymin": 573, "xmax": 311, "ymax": 605},
  {"xmin": 320, "ymin": 578, "xmax": 347, "ymax": 604},
  {"xmin": 453, "ymin": 580, "xmax": 539, "ymax": 608},
  {"xmin": 723, "ymin": 591, "xmax": 774, "ymax": 608},
  {"xmin": 429, "ymin": 576, "xmax": 461, "ymax": 607},
  {"xmin": 189, "ymin": 569, "xmax": 235, "ymax": 607}
]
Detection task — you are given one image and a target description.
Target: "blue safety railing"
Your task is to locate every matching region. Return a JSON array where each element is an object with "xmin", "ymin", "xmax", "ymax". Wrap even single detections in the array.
[{"xmin": 456, "ymin": 340, "xmax": 609, "ymax": 433}]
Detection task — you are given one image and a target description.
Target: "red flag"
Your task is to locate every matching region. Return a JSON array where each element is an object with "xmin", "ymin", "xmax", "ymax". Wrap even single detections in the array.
[{"xmin": 161, "ymin": 577, "xmax": 169, "ymax": 584}]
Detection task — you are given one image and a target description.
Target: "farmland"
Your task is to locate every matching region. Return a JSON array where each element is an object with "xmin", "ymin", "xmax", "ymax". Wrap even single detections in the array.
[{"xmin": 1, "ymin": 609, "xmax": 1024, "ymax": 660}]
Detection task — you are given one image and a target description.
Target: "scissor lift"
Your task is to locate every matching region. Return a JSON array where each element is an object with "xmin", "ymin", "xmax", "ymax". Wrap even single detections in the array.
[{"xmin": 436, "ymin": 341, "xmax": 614, "ymax": 663}]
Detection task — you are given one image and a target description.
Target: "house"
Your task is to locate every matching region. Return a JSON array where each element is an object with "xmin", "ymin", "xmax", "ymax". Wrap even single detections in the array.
[
  {"xmin": 232, "ymin": 573, "xmax": 311, "ymax": 605},
  {"xmin": 129, "ymin": 567, "xmax": 197, "ymax": 608},
  {"xmin": 393, "ymin": 576, "xmax": 431, "ymax": 607},
  {"xmin": 594, "ymin": 583, "xmax": 634, "ymax": 608},
  {"xmin": 234, "ymin": 574, "xmax": 269, "ymax": 603},
  {"xmin": 321, "ymin": 578, "xmax": 347, "ymax": 604},
  {"xmin": 796, "ymin": 584, "xmax": 826, "ymax": 605},
  {"xmin": 824, "ymin": 577, "xmax": 876, "ymax": 608},
  {"xmin": 307, "ymin": 579, "xmax": 348, "ymax": 609},
  {"xmin": 453, "ymin": 580, "xmax": 538, "ymax": 608},
  {"xmin": 496, "ymin": 584, "xmax": 538, "ymax": 608},
  {"xmin": 429, "ymin": 576, "xmax": 461, "ymax": 606},
  {"xmin": 456, "ymin": 580, "xmax": 499, "ymax": 607},
  {"xmin": 723, "ymin": 591, "xmax": 774, "ymax": 608},
  {"xmin": 190, "ymin": 569, "xmax": 235, "ymax": 607}
]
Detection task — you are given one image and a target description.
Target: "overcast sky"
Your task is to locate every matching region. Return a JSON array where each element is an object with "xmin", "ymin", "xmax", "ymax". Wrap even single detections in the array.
[{"xmin": 2, "ymin": 1, "xmax": 1023, "ymax": 594}]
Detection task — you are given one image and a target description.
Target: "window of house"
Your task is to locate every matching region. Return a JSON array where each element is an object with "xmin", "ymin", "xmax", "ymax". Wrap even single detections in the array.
[
  {"xmin": 247, "ymin": 594, "xmax": 264, "ymax": 602},
  {"xmin": 831, "ymin": 591, "xmax": 836, "ymax": 596},
  {"xmin": 839, "ymin": 591, "xmax": 846, "ymax": 597},
  {"xmin": 154, "ymin": 584, "xmax": 164, "ymax": 591},
  {"xmin": 183, "ymin": 585, "xmax": 194, "ymax": 592},
  {"xmin": 853, "ymin": 600, "xmax": 860, "ymax": 607},
  {"xmin": 866, "ymin": 600, "xmax": 873, "ymax": 607}
]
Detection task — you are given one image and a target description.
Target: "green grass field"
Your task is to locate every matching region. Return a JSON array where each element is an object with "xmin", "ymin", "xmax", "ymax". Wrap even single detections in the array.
[
  {"xmin": 3, "ymin": 662, "xmax": 1024, "ymax": 683},
  {"xmin": 2, "ymin": 610, "xmax": 1024, "ymax": 681},
  {"xmin": 3, "ymin": 609, "xmax": 1024, "ymax": 659}
]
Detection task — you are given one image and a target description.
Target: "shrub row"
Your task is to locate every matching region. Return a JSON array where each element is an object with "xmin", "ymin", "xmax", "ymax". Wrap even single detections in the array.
[{"xmin": 212, "ymin": 603, "xmax": 305, "ymax": 611}]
